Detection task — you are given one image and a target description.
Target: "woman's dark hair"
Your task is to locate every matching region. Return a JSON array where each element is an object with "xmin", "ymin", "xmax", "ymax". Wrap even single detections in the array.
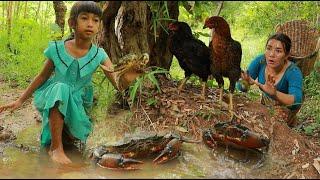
[
  {"xmin": 67, "ymin": 1, "xmax": 102, "ymax": 40},
  {"xmin": 266, "ymin": 33, "xmax": 292, "ymax": 55}
]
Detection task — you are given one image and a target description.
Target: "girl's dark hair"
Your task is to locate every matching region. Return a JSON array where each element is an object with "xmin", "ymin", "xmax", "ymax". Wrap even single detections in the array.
[
  {"xmin": 266, "ymin": 33, "xmax": 292, "ymax": 54},
  {"xmin": 70, "ymin": 1, "xmax": 102, "ymax": 21},
  {"xmin": 67, "ymin": 1, "xmax": 102, "ymax": 40}
]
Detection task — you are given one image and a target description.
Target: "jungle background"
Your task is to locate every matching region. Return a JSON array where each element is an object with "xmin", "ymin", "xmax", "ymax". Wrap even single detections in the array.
[{"xmin": 0, "ymin": 1, "xmax": 319, "ymax": 178}]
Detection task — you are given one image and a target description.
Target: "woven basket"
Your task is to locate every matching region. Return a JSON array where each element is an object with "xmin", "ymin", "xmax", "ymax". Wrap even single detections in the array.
[{"xmin": 275, "ymin": 20, "xmax": 320, "ymax": 77}]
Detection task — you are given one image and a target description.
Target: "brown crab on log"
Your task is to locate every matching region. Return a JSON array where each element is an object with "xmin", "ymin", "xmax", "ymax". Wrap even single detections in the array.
[
  {"xmin": 202, "ymin": 121, "xmax": 270, "ymax": 165},
  {"xmin": 100, "ymin": 53, "xmax": 150, "ymax": 92},
  {"xmin": 90, "ymin": 132, "xmax": 200, "ymax": 170}
]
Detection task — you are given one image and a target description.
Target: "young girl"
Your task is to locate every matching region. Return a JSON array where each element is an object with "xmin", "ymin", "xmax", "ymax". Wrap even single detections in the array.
[{"xmin": 0, "ymin": 1, "xmax": 118, "ymax": 164}]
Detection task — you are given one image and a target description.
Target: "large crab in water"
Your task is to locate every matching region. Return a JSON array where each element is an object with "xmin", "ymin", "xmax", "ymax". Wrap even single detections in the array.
[
  {"xmin": 101, "ymin": 53, "xmax": 150, "ymax": 92},
  {"xmin": 89, "ymin": 132, "xmax": 200, "ymax": 170},
  {"xmin": 202, "ymin": 121, "xmax": 270, "ymax": 166}
]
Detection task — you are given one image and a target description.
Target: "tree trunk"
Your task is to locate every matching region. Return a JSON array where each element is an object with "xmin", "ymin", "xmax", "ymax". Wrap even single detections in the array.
[
  {"xmin": 6, "ymin": 1, "xmax": 13, "ymax": 52},
  {"xmin": 101, "ymin": 1, "xmax": 179, "ymax": 69},
  {"xmin": 215, "ymin": 1, "xmax": 224, "ymax": 16},
  {"xmin": 15, "ymin": 1, "xmax": 20, "ymax": 20},
  {"xmin": 53, "ymin": 1, "xmax": 67, "ymax": 39},
  {"xmin": 2, "ymin": 2, "xmax": 6, "ymax": 26},
  {"xmin": 43, "ymin": 1, "xmax": 50, "ymax": 27},
  {"xmin": 101, "ymin": 1, "xmax": 148, "ymax": 63},
  {"xmin": 23, "ymin": 1, "xmax": 27, "ymax": 19},
  {"xmin": 36, "ymin": 1, "xmax": 41, "ymax": 23},
  {"xmin": 7, "ymin": 1, "xmax": 13, "ymax": 39}
]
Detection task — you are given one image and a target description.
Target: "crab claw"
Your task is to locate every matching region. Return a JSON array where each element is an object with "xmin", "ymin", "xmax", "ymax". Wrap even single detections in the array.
[
  {"xmin": 202, "ymin": 129, "xmax": 216, "ymax": 149},
  {"xmin": 153, "ymin": 138, "xmax": 182, "ymax": 164},
  {"xmin": 97, "ymin": 153, "xmax": 143, "ymax": 170}
]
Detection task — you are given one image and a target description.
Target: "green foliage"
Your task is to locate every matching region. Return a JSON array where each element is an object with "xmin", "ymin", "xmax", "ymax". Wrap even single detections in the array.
[
  {"xmin": 298, "ymin": 69, "xmax": 320, "ymax": 134},
  {"xmin": 303, "ymin": 123, "xmax": 320, "ymax": 135},
  {"xmin": 304, "ymin": 67, "xmax": 320, "ymax": 96},
  {"xmin": 0, "ymin": 18, "xmax": 53, "ymax": 87},
  {"xmin": 146, "ymin": 97, "xmax": 158, "ymax": 106},
  {"xmin": 147, "ymin": 1, "xmax": 176, "ymax": 42},
  {"xmin": 90, "ymin": 68, "xmax": 117, "ymax": 122},
  {"xmin": 169, "ymin": 57, "xmax": 184, "ymax": 80},
  {"xmin": 128, "ymin": 67, "xmax": 169, "ymax": 106}
]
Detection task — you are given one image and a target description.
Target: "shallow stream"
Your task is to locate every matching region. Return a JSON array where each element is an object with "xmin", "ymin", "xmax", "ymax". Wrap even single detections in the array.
[{"xmin": 0, "ymin": 123, "xmax": 281, "ymax": 178}]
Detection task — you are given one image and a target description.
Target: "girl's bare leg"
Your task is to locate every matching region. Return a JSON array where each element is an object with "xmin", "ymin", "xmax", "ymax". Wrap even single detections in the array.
[{"xmin": 48, "ymin": 104, "xmax": 72, "ymax": 164}]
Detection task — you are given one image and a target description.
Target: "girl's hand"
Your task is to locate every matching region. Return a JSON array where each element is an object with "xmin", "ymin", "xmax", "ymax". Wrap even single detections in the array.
[
  {"xmin": 0, "ymin": 100, "xmax": 23, "ymax": 114},
  {"xmin": 99, "ymin": 63, "xmax": 120, "ymax": 91},
  {"xmin": 99, "ymin": 64, "xmax": 114, "ymax": 73}
]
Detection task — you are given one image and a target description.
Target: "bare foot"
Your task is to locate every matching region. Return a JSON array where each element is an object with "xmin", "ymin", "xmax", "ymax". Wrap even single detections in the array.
[{"xmin": 48, "ymin": 148, "xmax": 72, "ymax": 164}]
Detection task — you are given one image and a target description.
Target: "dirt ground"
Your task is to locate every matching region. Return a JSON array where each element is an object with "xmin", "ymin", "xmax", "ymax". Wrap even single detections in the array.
[
  {"xmin": 116, "ymin": 76, "xmax": 320, "ymax": 178},
  {"xmin": 0, "ymin": 77, "xmax": 41, "ymax": 155},
  {"xmin": 0, "ymin": 76, "xmax": 320, "ymax": 178}
]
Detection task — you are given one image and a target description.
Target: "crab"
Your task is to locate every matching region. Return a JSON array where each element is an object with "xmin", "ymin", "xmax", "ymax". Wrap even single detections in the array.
[
  {"xmin": 202, "ymin": 121, "xmax": 270, "ymax": 166},
  {"xmin": 102, "ymin": 53, "xmax": 149, "ymax": 92},
  {"xmin": 89, "ymin": 132, "xmax": 200, "ymax": 170}
]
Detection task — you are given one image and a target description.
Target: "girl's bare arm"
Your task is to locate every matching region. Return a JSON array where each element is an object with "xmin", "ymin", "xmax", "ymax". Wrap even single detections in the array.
[
  {"xmin": 99, "ymin": 59, "xmax": 119, "ymax": 90},
  {"xmin": 0, "ymin": 59, "xmax": 54, "ymax": 113}
]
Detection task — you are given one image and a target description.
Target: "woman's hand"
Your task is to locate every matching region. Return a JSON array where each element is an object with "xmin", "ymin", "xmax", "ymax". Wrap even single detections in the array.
[
  {"xmin": 254, "ymin": 74, "xmax": 277, "ymax": 97},
  {"xmin": 241, "ymin": 70, "xmax": 255, "ymax": 85},
  {"xmin": 0, "ymin": 100, "xmax": 23, "ymax": 114}
]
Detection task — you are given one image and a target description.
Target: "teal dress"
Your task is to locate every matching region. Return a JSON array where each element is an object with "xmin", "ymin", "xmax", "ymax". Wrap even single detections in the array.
[{"xmin": 33, "ymin": 40, "xmax": 108, "ymax": 147}]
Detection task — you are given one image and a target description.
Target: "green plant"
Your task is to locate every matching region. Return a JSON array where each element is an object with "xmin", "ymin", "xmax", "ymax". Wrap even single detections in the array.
[
  {"xmin": 128, "ymin": 67, "xmax": 168, "ymax": 106},
  {"xmin": 146, "ymin": 97, "xmax": 158, "ymax": 106},
  {"xmin": 303, "ymin": 123, "xmax": 320, "ymax": 136},
  {"xmin": 297, "ymin": 69, "xmax": 320, "ymax": 134},
  {"xmin": 147, "ymin": 1, "xmax": 176, "ymax": 42}
]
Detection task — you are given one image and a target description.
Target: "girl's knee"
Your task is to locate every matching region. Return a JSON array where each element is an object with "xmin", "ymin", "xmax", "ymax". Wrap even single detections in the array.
[{"xmin": 49, "ymin": 102, "xmax": 63, "ymax": 119}]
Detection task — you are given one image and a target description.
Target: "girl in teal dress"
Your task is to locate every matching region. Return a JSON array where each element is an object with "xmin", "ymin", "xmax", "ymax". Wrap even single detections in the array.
[{"xmin": 0, "ymin": 1, "xmax": 118, "ymax": 164}]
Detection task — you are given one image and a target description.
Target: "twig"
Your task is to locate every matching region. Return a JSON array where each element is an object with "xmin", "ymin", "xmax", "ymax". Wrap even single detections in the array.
[{"xmin": 140, "ymin": 104, "xmax": 157, "ymax": 133}]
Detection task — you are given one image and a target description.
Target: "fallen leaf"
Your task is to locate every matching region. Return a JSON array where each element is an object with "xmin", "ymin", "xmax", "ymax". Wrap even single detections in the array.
[
  {"xmin": 292, "ymin": 139, "xmax": 300, "ymax": 155},
  {"xmin": 175, "ymin": 118, "xmax": 179, "ymax": 125},
  {"xmin": 313, "ymin": 157, "xmax": 320, "ymax": 175},
  {"xmin": 183, "ymin": 108, "xmax": 192, "ymax": 112},
  {"xmin": 176, "ymin": 126, "xmax": 188, "ymax": 133},
  {"xmin": 302, "ymin": 163, "xmax": 309, "ymax": 169},
  {"xmin": 237, "ymin": 103, "xmax": 244, "ymax": 107},
  {"xmin": 171, "ymin": 104, "xmax": 180, "ymax": 112},
  {"xmin": 287, "ymin": 171, "xmax": 297, "ymax": 179}
]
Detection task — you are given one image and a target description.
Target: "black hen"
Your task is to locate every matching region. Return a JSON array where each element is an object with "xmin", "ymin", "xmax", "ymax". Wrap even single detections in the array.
[{"xmin": 168, "ymin": 21, "xmax": 212, "ymax": 99}]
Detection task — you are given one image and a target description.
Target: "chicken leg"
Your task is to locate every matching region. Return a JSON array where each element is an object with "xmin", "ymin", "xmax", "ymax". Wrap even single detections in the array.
[
  {"xmin": 229, "ymin": 92, "xmax": 234, "ymax": 120},
  {"xmin": 218, "ymin": 87, "xmax": 224, "ymax": 109},
  {"xmin": 200, "ymin": 81, "xmax": 206, "ymax": 100},
  {"xmin": 177, "ymin": 76, "xmax": 189, "ymax": 94},
  {"xmin": 228, "ymin": 79, "xmax": 239, "ymax": 123},
  {"xmin": 217, "ymin": 84, "xmax": 235, "ymax": 121}
]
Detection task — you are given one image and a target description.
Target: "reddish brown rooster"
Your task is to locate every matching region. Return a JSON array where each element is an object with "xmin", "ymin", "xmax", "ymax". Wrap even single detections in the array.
[
  {"xmin": 203, "ymin": 16, "xmax": 242, "ymax": 119},
  {"xmin": 168, "ymin": 21, "xmax": 212, "ymax": 99}
]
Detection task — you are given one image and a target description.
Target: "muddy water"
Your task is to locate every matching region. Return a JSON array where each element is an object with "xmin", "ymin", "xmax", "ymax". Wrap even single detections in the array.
[{"xmin": 0, "ymin": 122, "xmax": 280, "ymax": 179}]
